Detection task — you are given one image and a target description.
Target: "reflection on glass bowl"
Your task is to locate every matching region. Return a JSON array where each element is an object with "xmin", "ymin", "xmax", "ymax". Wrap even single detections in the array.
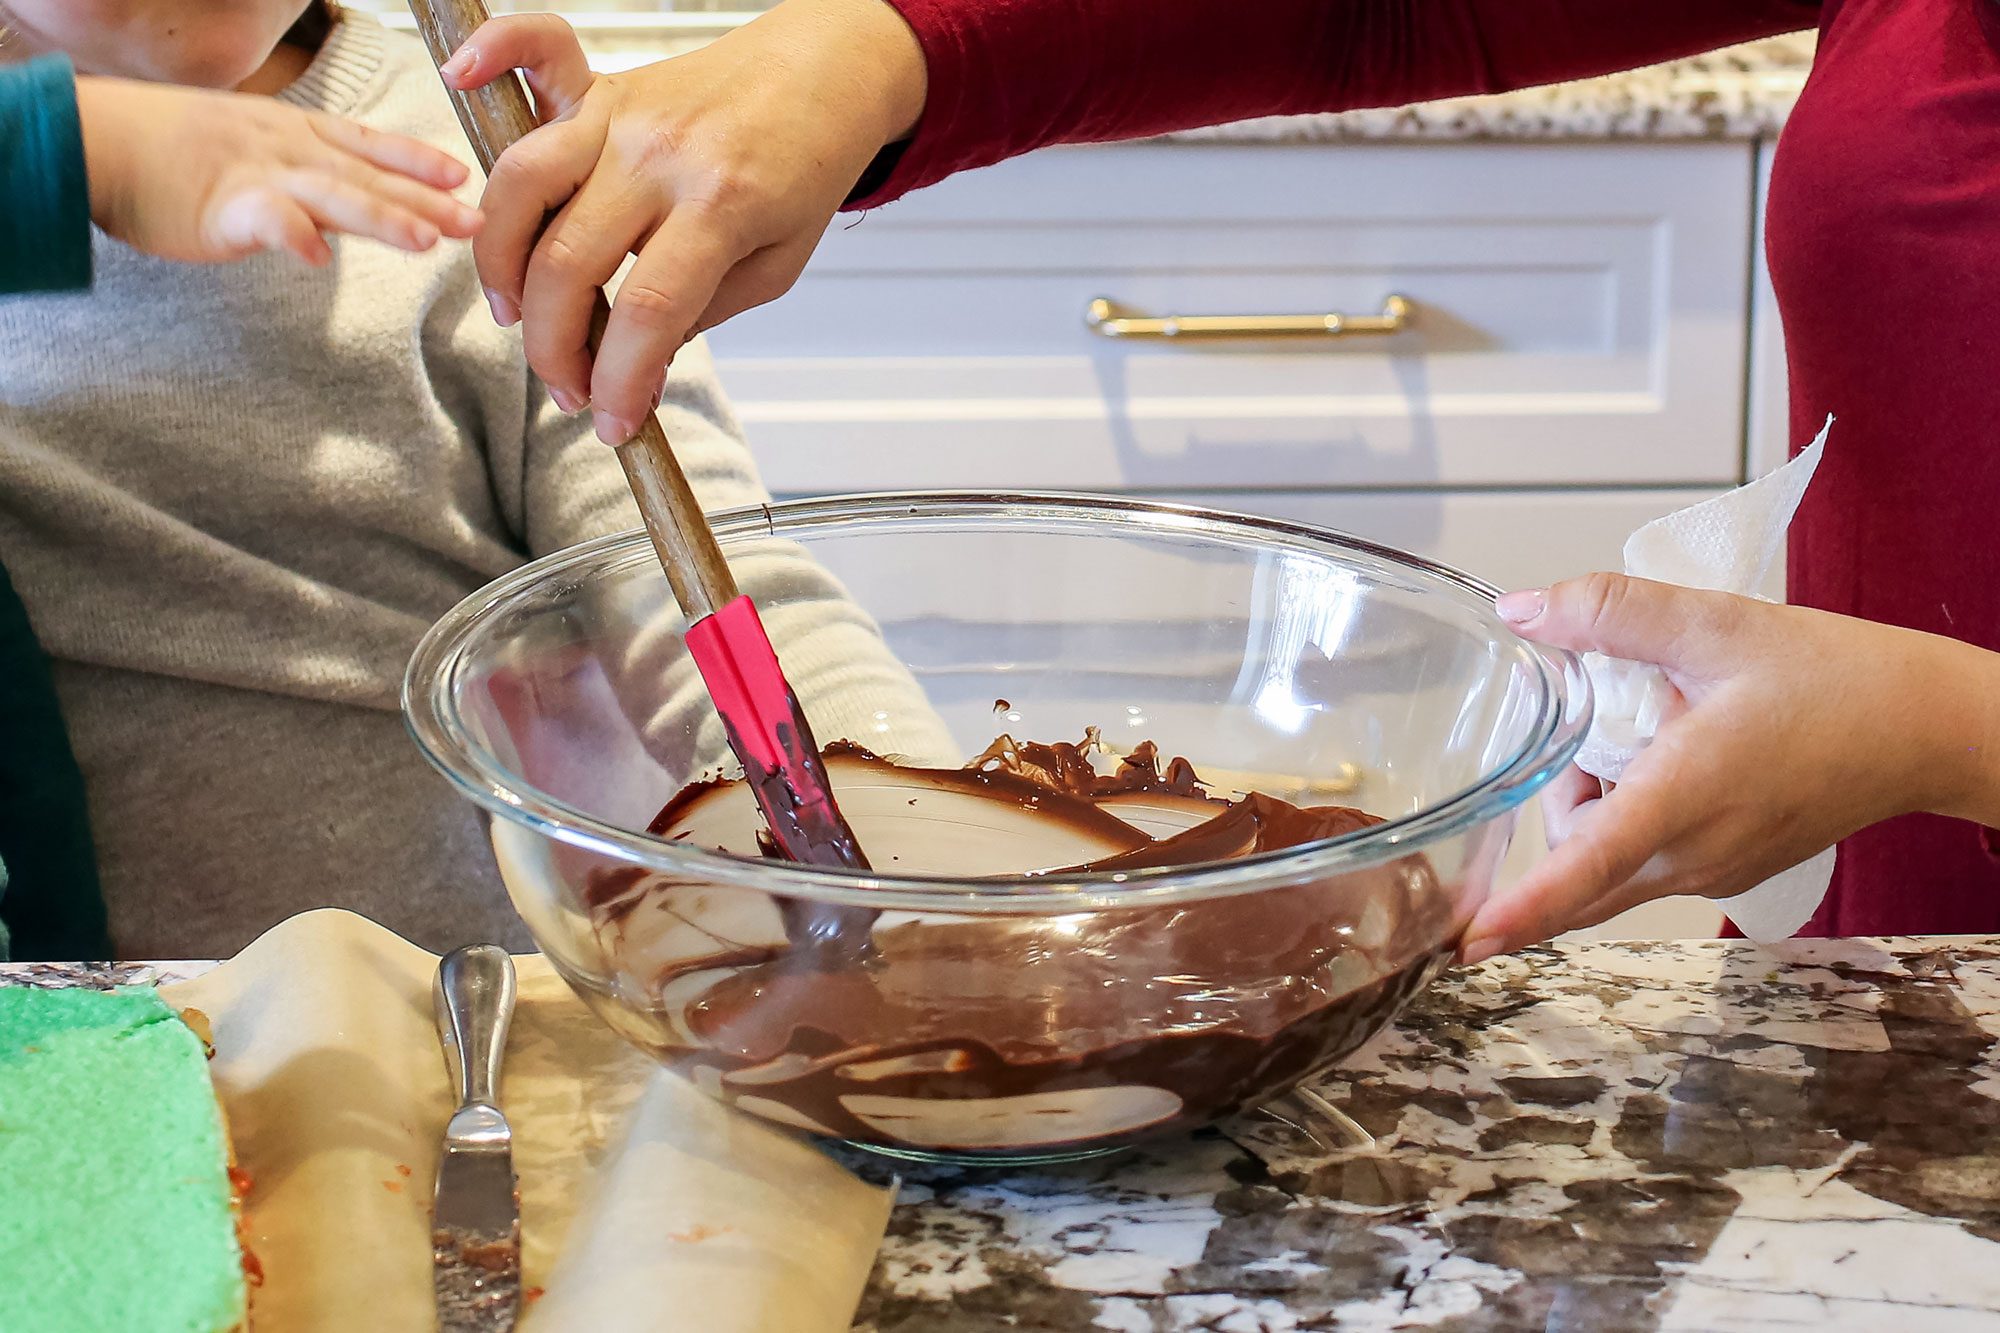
[{"xmin": 405, "ymin": 493, "xmax": 1589, "ymax": 1164}]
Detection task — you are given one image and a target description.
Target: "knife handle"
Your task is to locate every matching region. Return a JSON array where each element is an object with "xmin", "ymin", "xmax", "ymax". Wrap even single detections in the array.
[{"xmin": 435, "ymin": 945, "xmax": 517, "ymax": 1109}]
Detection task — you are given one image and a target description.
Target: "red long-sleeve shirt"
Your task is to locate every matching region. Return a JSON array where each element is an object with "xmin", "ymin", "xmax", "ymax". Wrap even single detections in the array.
[{"xmin": 861, "ymin": 0, "xmax": 2000, "ymax": 936}]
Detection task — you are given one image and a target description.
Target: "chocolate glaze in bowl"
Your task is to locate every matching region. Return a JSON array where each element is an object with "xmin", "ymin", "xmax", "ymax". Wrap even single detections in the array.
[
  {"xmin": 404, "ymin": 493, "xmax": 1592, "ymax": 1164},
  {"xmin": 572, "ymin": 737, "xmax": 1456, "ymax": 1158}
]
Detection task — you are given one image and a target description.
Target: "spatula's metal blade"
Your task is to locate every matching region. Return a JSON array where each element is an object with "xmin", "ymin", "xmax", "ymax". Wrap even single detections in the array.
[{"xmin": 432, "ymin": 1104, "xmax": 520, "ymax": 1332}]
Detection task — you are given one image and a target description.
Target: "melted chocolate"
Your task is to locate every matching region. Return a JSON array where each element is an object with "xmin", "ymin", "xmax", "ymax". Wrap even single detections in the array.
[
  {"xmin": 581, "ymin": 735, "xmax": 1455, "ymax": 1156},
  {"xmin": 714, "ymin": 696, "xmax": 870, "ymax": 871}
]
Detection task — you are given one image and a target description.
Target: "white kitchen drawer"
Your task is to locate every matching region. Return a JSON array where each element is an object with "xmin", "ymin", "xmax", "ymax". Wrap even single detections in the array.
[{"xmin": 714, "ymin": 141, "xmax": 1755, "ymax": 494}]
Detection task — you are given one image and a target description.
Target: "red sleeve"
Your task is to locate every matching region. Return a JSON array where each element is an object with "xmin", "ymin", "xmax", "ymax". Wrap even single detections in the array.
[{"xmin": 851, "ymin": 0, "xmax": 1819, "ymax": 207}]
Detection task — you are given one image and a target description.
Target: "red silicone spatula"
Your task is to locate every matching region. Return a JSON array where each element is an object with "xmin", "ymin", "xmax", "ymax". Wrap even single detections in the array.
[{"xmin": 410, "ymin": 0, "xmax": 868, "ymax": 871}]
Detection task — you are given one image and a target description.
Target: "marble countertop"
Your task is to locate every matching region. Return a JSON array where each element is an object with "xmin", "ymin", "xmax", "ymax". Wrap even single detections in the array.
[
  {"xmin": 17, "ymin": 932, "xmax": 1993, "ymax": 1329},
  {"xmin": 850, "ymin": 936, "xmax": 2000, "ymax": 1331},
  {"xmin": 367, "ymin": 11, "xmax": 1814, "ymax": 144},
  {"xmin": 1152, "ymin": 35, "xmax": 1815, "ymax": 146}
]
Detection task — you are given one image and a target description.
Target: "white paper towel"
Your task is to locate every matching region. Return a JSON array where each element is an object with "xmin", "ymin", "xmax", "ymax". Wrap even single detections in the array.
[{"xmin": 1574, "ymin": 416, "xmax": 1834, "ymax": 942}]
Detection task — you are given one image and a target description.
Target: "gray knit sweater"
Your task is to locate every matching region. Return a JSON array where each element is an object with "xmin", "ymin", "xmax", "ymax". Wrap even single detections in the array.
[{"xmin": 0, "ymin": 15, "xmax": 949, "ymax": 958}]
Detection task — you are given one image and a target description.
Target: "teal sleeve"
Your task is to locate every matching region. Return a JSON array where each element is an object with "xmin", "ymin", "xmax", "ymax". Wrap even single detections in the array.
[
  {"xmin": 0, "ymin": 55, "xmax": 92, "ymax": 295},
  {"xmin": 0, "ymin": 562, "xmax": 108, "ymax": 959}
]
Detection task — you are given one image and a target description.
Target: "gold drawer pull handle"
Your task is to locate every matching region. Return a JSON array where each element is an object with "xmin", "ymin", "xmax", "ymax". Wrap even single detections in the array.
[{"xmin": 1085, "ymin": 293, "xmax": 1410, "ymax": 340}]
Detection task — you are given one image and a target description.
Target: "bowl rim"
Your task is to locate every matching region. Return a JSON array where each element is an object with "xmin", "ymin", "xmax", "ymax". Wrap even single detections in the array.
[{"xmin": 403, "ymin": 491, "xmax": 1592, "ymax": 913}]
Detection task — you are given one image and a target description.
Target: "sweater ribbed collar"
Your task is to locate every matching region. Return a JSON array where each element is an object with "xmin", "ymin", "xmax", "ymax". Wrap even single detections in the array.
[{"xmin": 276, "ymin": 9, "xmax": 387, "ymax": 117}]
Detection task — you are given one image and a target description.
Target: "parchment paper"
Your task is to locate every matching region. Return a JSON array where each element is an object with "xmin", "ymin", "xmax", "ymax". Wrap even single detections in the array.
[{"xmin": 161, "ymin": 909, "xmax": 892, "ymax": 1332}]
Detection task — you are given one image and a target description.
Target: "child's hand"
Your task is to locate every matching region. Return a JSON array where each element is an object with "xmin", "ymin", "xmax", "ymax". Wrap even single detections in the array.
[
  {"xmin": 75, "ymin": 76, "xmax": 482, "ymax": 266},
  {"xmin": 441, "ymin": 2, "xmax": 926, "ymax": 442},
  {"xmin": 1459, "ymin": 574, "xmax": 1999, "ymax": 962}
]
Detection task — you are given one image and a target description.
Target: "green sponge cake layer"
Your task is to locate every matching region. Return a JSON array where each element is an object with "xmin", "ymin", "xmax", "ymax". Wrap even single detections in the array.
[{"xmin": 0, "ymin": 986, "xmax": 246, "ymax": 1333}]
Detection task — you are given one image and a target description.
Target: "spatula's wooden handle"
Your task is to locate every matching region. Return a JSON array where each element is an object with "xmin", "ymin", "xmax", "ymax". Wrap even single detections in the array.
[{"xmin": 409, "ymin": 0, "xmax": 740, "ymax": 619}]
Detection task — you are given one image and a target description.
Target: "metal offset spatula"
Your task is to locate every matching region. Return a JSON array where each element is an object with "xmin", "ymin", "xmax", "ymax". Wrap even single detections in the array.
[
  {"xmin": 432, "ymin": 944, "xmax": 521, "ymax": 1332},
  {"xmin": 409, "ymin": 0, "xmax": 868, "ymax": 870}
]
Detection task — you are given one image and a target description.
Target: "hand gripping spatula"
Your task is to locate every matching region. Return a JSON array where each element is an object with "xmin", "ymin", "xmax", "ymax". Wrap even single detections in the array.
[{"xmin": 410, "ymin": 0, "xmax": 868, "ymax": 870}]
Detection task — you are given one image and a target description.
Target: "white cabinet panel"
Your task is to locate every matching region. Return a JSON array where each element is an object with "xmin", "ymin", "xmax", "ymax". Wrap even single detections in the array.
[
  {"xmin": 1748, "ymin": 140, "xmax": 1791, "ymax": 481},
  {"xmin": 1746, "ymin": 141, "xmax": 1792, "ymax": 604},
  {"xmin": 761, "ymin": 488, "xmax": 1719, "ymax": 627},
  {"xmin": 1135, "ymin": 487, "xmax": 1725, "ymax": 592},
  {"xmin": 1152, "ymin": 487, "xmax": 1730, "ymax": 939},
  {"xmin": 715, "ymin": 141, "xmax": 1755, "ymax": 494}
]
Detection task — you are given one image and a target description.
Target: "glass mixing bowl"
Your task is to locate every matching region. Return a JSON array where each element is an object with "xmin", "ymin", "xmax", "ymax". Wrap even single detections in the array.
[{"xmin": 405, "ymin": 494, "xmax": 1589, "ymax": 1164}]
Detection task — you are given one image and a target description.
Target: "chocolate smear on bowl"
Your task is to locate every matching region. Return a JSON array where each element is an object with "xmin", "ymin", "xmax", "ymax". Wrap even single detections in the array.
[{"xmin": 577, "ymin": 734, "xmax": 1454, "ymax": 1156}]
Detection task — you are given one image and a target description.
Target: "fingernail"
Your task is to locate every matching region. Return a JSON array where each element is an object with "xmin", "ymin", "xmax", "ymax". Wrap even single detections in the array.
[
  {"xmin": 440, "ymin": 47, "xmax": 473, "ymax": 78},
  {"xmin": 1496, "ymin": 589, "xmax": 1547, "ymax": 624},
  {"xmin": 1458, "ymin": 935, "xmax": 1502, "ymax": 967},
  {"xmin": 484, "ymin": 288, "xmax": 519, "ymax": 327},
  {"xmin": 594, "ymin": 410, "xmax": 636, "ymax": 445},
  {"xmin": 550, "ymin": 387, "xmax": 588, "ymax": 415}
]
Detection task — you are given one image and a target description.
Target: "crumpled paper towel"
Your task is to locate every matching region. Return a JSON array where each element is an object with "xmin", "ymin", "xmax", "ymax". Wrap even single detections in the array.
[
  {"xmin": 160, "ymin": 909, "xmax": 893, "ymax": 1332},
  {"xmin": 1573, "ymin": 416, "xmax": 1834, "ymax": 941}
]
